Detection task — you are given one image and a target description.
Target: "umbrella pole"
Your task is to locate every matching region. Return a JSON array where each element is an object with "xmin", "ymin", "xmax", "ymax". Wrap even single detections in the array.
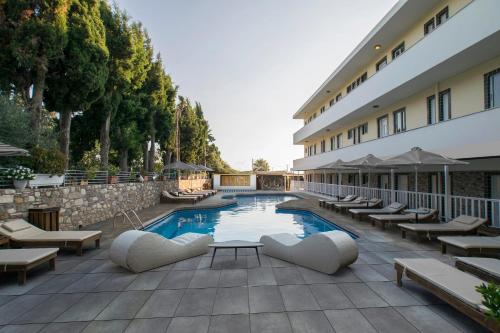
[
  {"xmin": 390, "ymin": 169, "xmax": 395, "ymax": 203},
  {"xmin": 444, "ymin": 165, "xmax": 450, "ymax": 221},
  {"xmin": 414, "ymin": 166, "xmax": 419, "ymax": 208}
]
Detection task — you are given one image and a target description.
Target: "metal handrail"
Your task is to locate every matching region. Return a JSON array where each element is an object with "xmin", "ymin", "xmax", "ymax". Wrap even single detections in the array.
[{"xmin": 112, "ymin": 209, "xmax": 144, "ymax": 230}]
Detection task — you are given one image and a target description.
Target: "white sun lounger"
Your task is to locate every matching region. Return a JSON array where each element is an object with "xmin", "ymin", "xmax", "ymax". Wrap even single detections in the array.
[
  {"xmin": 109, "ymin": 230, "xmax": 213, "ymax": 273},
  {"xmin": 369, "ymin": 208, "xmax": 438, "ymax": 229},
  {"xmin": 455, "ymin": 257, "xmax": 500, "ymax": 284},
  {"xmin": 438, "ymin": 235, "xmax": 500, "ymax": 256},
  {"xmin": 349, "ymin": 202, "xmax": 406, "ymax": 220},
  {"xmin": 0, "ymin": 248, "xmax": 58, "ymax": 284},
  {"xmin": 260, "ymin": 231, "xmax": 358, "ymax": 274}
]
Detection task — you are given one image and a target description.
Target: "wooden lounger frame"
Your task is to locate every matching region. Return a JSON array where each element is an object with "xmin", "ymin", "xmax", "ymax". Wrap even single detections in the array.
[
  {"xmin": 455, "ymin": 260, "xmax": 500, "ymax": 285},
  {"xmin": 3, "ymin": 252, "xmax": 56, "ymax": 285},
  {"xmin": 10, "ymin": 234, "xmax": 100, "ymax": 256},
  {"xmin": 400, "ymin": 226, "xmax": 479, "ymax": 242},
  {"xmin": 440, "ymin": 241, "xmax": 500, "ymax": 257},
  {"xmin": 395, "ymin": 262, "xmax": 500, "ymax": 332},
  {"xmin": 371, "ymin": 211, "xmax": 439, "ymax": 230}
]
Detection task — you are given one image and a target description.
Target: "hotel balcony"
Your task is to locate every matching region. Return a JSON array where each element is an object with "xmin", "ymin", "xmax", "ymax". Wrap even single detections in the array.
[
  {"xmin": 293, "ymin": 0, "xmax": 500, "ymax": 145},
  {"xmin": 292, "ymin": 106, "xmax": 500, "ymax": 171}
]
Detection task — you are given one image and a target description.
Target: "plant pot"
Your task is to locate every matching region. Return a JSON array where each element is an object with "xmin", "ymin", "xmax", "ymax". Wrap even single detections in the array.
[
  {"xmin": 29, "ymin": 174, "xmax": 65, "ymax": 188},
  {"xmin": 13, "ymin": 180, "xmax": 28, "ymax": 190},
  {"xmin": 142, "ymin": 176, "xmax": 149, "ymax": 182},
  {"xmin": 80, "ymin": 180, "xmax": 89, "ymax": 186},
  {"xmin": 107, "ymin": 176, "xmax": 118, "ymax": 184}
]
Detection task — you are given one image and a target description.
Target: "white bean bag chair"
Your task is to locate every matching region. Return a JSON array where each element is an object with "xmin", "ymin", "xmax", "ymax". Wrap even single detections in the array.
[
  {"xmin": 109, "ymin": 230, "xmax": 213, "ymax": 273},
  {"xmin": 260, "ymin": 231, "xmax": 358, "ymax": 274}
]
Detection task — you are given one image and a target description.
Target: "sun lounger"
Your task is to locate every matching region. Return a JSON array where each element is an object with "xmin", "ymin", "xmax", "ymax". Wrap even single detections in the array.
[
  {"xmin": 160, "ymin": 191, "xmax": 198, "ymax": 204},
  {"xmin": 324, "ymin": 195, "xmax": 356, "ymax": 209},
  {"xmin": 455, "ymin": 257, "xmax": 500, "ymax": 284},
  {"xmin": 332, "ymin": 197, "xmax": 367, "ymax": 212},
  {"xmin": 110, "ymin": 230, "xmax": 213, "ymax": 273},
  {"xmin": 438, "ymin": 235, "xmax": 500, "ymax": 256},
  {"xmin": 260, "ymin": 231, "xmax": 358, "ymax": 274},
  {"xmin": 335, "ymin": 198, "xmax": 383, "ymax": 213},
  {"xmin": 398, "ymin": 215, "xmax": 487, "ymax": 241},
  {"xmin": 369, "ymin": 208, "xmax": 438, "ymax": 230},
  {"xmin": 0, "ymin": 248, "xmax": 58, "ymax": 284},
  {"xmin": 349, "ymin": 202, "xmax": 406, "ymax": 220},
  {"xmin": 0, "ymin": 219, "xmax": 101, "ymax": 256},
  {"xmin": 395, "ymin": 258, "xmax": 499, "ymax": 332}
]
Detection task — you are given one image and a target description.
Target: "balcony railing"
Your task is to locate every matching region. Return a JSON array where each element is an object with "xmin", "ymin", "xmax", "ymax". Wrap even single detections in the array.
[{"xmin": 291, "ymin": 180, "xmax": 500, "ymax": 228}]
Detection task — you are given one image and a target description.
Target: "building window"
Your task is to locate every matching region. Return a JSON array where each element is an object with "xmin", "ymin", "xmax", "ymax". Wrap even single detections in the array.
[
  {"xmin": 376, "ymin": 57, "xmax": 387, "ymax": 72},
  {"xmin": 427, "ymin": 95, "xmax": 436, "ymax": 124},
  {"xmin": 360, "ymin": 123, "xmax": 368, "ymax": 135},
  {"xmin": 336, "ymin": 93, "xmax": 342, "ymax": 102},
  {"xmin": 393, "ymin": 108, "xmax": 406, "ymax": 133},
  {"xmin": 330, "ymin": 136, "xmax": 335, "ymax": 150},
  {"xmin": 347, "ymin": 129, "xmax": 353, "ymax": 140},
  {"xmin": 436, "ymin": 7, "xmax": 449, "ymax": 26},
  {"xmin": 336, "ymin": 133, "xmax": 343, "ymax": 149},
  {"xmin": 377, "ymin": 115, "xmax": 389, "ymax": 138},
  {"xmin": 313, "ymin": 144, "xmax": 317, "ymax": 155},
  {"xmin": 438, "ymin": 89, "xmax": 451, "ymax": 121},
  {"xmin": 329, "ymin": 99, "xmax": 335, "ymax": 107},
  {"xmin": 320, "ymin": 140, "xmax": 325, "ymax": 153},
  {"xmin": 361, "ymin": 72, "xmax": 367, "ymax": 82},
  {"xmin": 320, "ymin": 106, "xmax": 325, "ymax": 114},
  {"xmin": 313, "ymin": 113, "xmax": 317, "ymax": 119},
  {"xmin": 485, "ymin": 68, "xmax": 500, "ymax": 109},
  {"xmin": 346, "ymin": 72, "xmax": 368, "ymax": 94},
  {"xmin": 392, "ymin": 42, "xmax": 405, "ymax": 60},
  {"xmin": 424, "ymin": 18, "xmax": 435, "ymax": 35}
]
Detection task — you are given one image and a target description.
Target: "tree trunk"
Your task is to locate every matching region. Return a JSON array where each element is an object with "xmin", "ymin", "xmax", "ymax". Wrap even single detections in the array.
[
  {"xmin": 142, "ymin": 142, "xmax": 149, "ymax": 172},
  {"xmin": 99, "ymin": 112, "xmax": 111, "ymax": 170},
  {"xmin": 148, "ymin": 132, "xmax": 155, "ymax": 173},
  {"xmin": 30, "ymin": 62, "xmax": 48, "ymax": 146},
  {"xmin": 59, "ymin": 110, "xmax": 72, "ymax": 168},
  {"xmin": 119, "ymin": 149, "xmax": 128, "ymax": 171}
]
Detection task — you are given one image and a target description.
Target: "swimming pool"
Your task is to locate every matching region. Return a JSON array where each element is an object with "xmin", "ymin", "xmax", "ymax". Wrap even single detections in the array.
[{"xmin": 146, "ymin": 195, "xmax": 356, "ymax": 242}]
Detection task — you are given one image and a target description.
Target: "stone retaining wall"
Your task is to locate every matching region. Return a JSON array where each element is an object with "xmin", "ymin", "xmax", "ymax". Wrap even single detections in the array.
[{"xmin": 0, "ymin": 181, "xmax": 180, "ymax": 230}]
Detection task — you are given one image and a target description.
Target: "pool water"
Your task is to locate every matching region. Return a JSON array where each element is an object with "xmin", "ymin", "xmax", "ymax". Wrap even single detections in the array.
[{"xmin": 146, "ymin": 195, "xmax": 356, "ymax": 242}]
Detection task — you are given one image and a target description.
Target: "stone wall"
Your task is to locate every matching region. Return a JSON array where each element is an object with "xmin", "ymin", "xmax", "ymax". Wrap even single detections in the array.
[
  {"xmin": 452, "ymin": 172, "xmax": 487, "ymax": 198},
  {"xmin": 0, "ymin": 180, "xmax": 179, "ymax": 230}
]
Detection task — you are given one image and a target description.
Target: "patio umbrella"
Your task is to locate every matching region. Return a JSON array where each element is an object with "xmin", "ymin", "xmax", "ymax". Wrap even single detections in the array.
[
  {"xmin": 196, "ymin": 165, "xmax": 214, "ymax": 172},
  {"xmin": 164, "ymin": 161, "xmax": 198, "ymax": 171},
  {"xmin": 318, "ymin": 159, "xmax": 356, "ymax": 188},
  {"xmin": 341, "ymin": 154, "xmax": 385, "ymax": 187},
  {"xmin": 0, "ymin": 142, "xmax": 29, "ymax": 157}
]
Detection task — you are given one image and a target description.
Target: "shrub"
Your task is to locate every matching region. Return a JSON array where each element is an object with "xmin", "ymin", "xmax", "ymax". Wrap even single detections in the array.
[
  {"xmin": 108, "ymin": 164, "xmax": 120, "ymax": 176},
  {"xmin": 477, "ymin": 283, "xmax": 500, "ymax": 323},
  {"xmin": 31, "ymin": 147, "xmax": 66, "ymax": 176},
  {"xmin": 0, "ymin": 166, "xmax": 35, "ymax": 180}
]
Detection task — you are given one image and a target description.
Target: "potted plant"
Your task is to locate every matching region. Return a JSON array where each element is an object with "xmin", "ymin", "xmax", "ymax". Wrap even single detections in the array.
[
  {"xmin": 1, "ymin": 166, "xmax": 35, "ymax": 190},
  {"xmin": 107, "ymin": 165, "xmax": 120, "ymax": 184},
  {"xmin": 477, "ymin": 283, "xmax": 500, "ymax": 324},
  {"xmin": 29, "ymin": 147, "xmax": 66, "ymax": 188}
]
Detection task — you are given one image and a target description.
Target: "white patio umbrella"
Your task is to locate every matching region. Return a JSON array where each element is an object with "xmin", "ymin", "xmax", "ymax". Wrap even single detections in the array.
[
  {"xmin": 318, "ymin": 159, "xmax": 357, "ymax": 196},
  {"xmin": 377, "ymin": 147, "xmax": 469, "ymax": 219},
  {"xmin": 341, "ymin": 154, "xmax": 385, "ymax": 187}
]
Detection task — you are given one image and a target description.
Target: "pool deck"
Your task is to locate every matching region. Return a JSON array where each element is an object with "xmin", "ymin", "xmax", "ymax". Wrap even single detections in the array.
[{"xmin": 0, "ymin": 192, "xmax": 488, "ymax": 333}]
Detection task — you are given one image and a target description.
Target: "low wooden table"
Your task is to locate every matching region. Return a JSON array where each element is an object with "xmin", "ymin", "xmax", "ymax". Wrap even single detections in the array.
[{"xmin": 209, "ymin": 241, "xmax": 263, "ymax": 268}]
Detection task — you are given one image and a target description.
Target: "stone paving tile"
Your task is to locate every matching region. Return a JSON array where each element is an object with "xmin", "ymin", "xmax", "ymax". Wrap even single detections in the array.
[
  {"xmin": 189, "ymin": 270, "xmax": 221, "ymax": 288},
  {"xmin": 27, "ymin": 274, "xmax": 85, "ymax": 295},
  {"xmin": 296, "ymin": 267, "xmax": 335, "ymax": 284},
  {"xmin": 247, "ymin": 255, "xmax": 271, "ymax": 268},
  {"xmin": 329, "ymin": 267, "xmax": 360, "ymax": 283},
  {"xmin": 135, "ymin": 289, "xmax": 184, "ymax": 318},
  {"xmin": 396, "ymin": 305, "xmax": 462, "ymax": 333},
  {"xmin": 400, "ymin": 280, "xmax": 444, "ymax": 305},
  {"xmin": 273, "ymin": 268, "xmax": 306, "ymax": 285},
  {"xmin": 287, "ymin": 311, "xmax": 335, "ymax": 333},
  {"xmin": 59, "ymin": 273, "xmax": 112, "ymax": 293},
  {"xmin": 0, "ymin": 324, "xmax": 46, "ymax": 333},
  {"xmin": 96, "ymin": 290, "xmax": 152, "ymax": 320},
  {"xmin": 223, "ymin": 256, "xmax": 248, "ymax": 269},
  {"xmin": 81, "ymin": 320, "xmax": 130, "ymax": 333},
  {"xmin": 367, "ymin": 281, "xmax": 422, "ymax": 306},
  {"xmin": 218, "ymin": 270, "xmax": 247, "ymax": 287},
  {"xmin": 12, "ymin": 293, "xmax": 85, "ymax": 324},
  {"xmin": 47, "ymin": 259, "xmax": 82, "ymax": 274},
  {"xmin": 358, "ymin": 252, "xmax": 389, "ymax": 264},
  {"xmin": 279, "ymin": 285, "xmax": 320, "ymax": 311},
  {"xmin": 166, "ymin": 316, "xmax": 210, "ymax": 333},
  {"xmin": 55, "ymin": 292, "xmax": 118, "ymax": 322},
  {"xmin": 0, "ymin": 297, "xmax": 14, "ymax": 308},
  {"xmin": 38, "ymin": 321, "xmax": 89, "ymax": 333},
  {"xmin": 94, "ymin": 273, "xmax": 138, "ymax": 292},
  {"xmin": 247, "ymin": 268, "xmax": 277, "ymax": 286},
  {"xmin": 173, "ymin": 257, "xmax": 202, "ymax": 270},
  {"xmin": 350, "ymin": 264, "xmax": 390, "ymax": 282},
  {"xmin": 158, "ymin": 270, "xmax": 194, "ymax": 289},
  {"xmin": 250, "ymin": 313, "xmax": 292, "ymax": 333},
  {"xmin": 369, "ymin": 263, "xmax": 396, "ymax": 281},
  {"xmin": 268, "ymin": 257, "xmax": 295, "ymax": 268},
  {"xmin": 309, "ymin": 284, "xmax": 354, "ymax": 310},
  {"xmin": 324, "ymin": 309, "xmax": 377, "ymax": 333},
  {"xmin": 0, "ymin": 294, "xmax": 49, "ymax": 325},
  {"xmin": 212, "ymin": 287, "xmax": 249, "ymax": 315},
  {"xmin": 249, "ymin": 286, "xmax": 285, "ymax": 313},
  {"xmin": 0, "ymin": 272, "xmax": 51, "ymax": 296},
  {"xmin": 428, "ymin": 304, "xmax": 489, "ymax": 333},
  {"xmin": 126, "ymin": 271, "xmax": 167, "ymax": 290},
  {"xmin": 91, "ymin": 260, "xmax": 129, "ymax": 273},
  {"xmin": 66, "ymin": 260, "xmax": 103, "ymax": 274},
  {"xmin": 208, "ymin": 314, "xmax": 249, "ymax": 333},
  {"xmin": 175, "ymin": 288, "xmax": 217, "ymax": 316},
  {"xmin": 124, "ymin": 318, "xmax": 171, "ymax": 333},
  {"xmin": 338, "ymin": 283, "xmax": 388, "ymax": 308},
  {"xmin": 360, "ymin": 307, "xmax": 419, "ymax": 333}
]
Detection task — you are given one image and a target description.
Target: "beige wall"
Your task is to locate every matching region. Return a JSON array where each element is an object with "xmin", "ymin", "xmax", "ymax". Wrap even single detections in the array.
[
  {"xmin": 304, "ymin": 55, "xmax": 500, "ymax": 157},
  {"xmin": 302, "ymin": 0, "xmax": 473, "ymax": 122}
]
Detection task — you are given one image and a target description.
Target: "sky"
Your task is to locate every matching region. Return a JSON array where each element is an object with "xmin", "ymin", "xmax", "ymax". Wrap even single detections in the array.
[{"xmin": 115, "ymin": 0, "xmax": 398, "ymax": 171}]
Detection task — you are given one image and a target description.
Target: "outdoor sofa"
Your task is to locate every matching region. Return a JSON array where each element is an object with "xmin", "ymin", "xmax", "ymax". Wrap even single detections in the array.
[
  {"xmin": 260, "ymin": 230, "xmax": 358, "ymax": 274},
  {"xmin": 0, "ymin": 219, "xmax": 101, "ymax": 256},
  {"xmin": 438, "ymin": 235, "xmax": 500, "ymax": 256},
  {"xmin": 369, "ymin": 208, "xmax": 438, "ymax": 230},
  {"xmin": 349, "ymin": 202, "xmax": 406, "ymax": 220},
  {"xmin": 394, "ymin": 258, "xmax": 499, "ymax": 332},
  {"xmin": 0, "ymin": 248, "xmax": 58, "ymax": 284},
  {"xmin": 398, "ymin": 215, "xmax": 487, "ymax": 241}
]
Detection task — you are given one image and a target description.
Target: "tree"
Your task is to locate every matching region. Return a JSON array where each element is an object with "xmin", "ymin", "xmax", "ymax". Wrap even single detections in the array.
[
  {"xmin": 253, "ymin": 158, "xmax": 270, "ymax": 172},
  {"xmin": 0, "ymin": 0, "xmax": 69, "ymax": 144},
  {"xmin": 45, "ymin": 0, "xmax": 109, "ymax": 166}
]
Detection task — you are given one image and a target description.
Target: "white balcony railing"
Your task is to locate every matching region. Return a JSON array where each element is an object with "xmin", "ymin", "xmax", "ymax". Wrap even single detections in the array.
[{"xmin": 291, "ymin": 180, "xmax": 500, "ymax": 228}]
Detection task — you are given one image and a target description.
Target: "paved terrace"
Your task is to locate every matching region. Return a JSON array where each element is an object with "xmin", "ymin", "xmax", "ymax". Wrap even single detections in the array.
[{"xmin": 0, "ymin": 192, "xmax": 488, "ymax": 333}]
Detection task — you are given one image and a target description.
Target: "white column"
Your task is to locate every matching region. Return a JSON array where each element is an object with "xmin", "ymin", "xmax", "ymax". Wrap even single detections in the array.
[
  {"xmin": 444, "ymin": 165, "xmax": 451, "ymax": 221},
  {"xmin": 391, "ymin": 169, "xmax": 396, "ymax": 202}
]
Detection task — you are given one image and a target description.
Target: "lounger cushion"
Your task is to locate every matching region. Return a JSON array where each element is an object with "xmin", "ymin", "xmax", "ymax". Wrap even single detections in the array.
[
  {"xmin": 1, "ymin": 219, "xmax": 32, "ymax": 232},
  {"xmin": 438, "ymin": 236, "xmax": 500, "ymax": 249},
  {"xmin": 0, "ymin": 248, "xmax": 58, "ymax": 266},
  {"xmin": 395, "ymin": 258, "xmax": 486, "ymax": 312},
  {"xmin": 455, "ymin": 257, "xmax": 500, "ymax": 280},
  {"xmin": 454, "ymin": 216, "xmax": 479, "ymax": 225},
  {"xmin": 398, "ymin": 215, "xmax": 486, "ymax": 232},
  {"xmin": 388, "ymin": 202, "xmax": 404, "ymax": 210}
]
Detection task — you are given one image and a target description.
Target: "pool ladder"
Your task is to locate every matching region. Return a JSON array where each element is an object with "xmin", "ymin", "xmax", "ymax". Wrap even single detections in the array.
[{"xmin": 113, "ymin": 209, "xmax": 145, "ymax": 230}]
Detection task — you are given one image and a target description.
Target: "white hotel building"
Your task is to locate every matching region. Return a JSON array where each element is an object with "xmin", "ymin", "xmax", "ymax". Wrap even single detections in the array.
[{"xmin": 291, "ymin": 0, "xmax": 500, "ymax": 224}]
